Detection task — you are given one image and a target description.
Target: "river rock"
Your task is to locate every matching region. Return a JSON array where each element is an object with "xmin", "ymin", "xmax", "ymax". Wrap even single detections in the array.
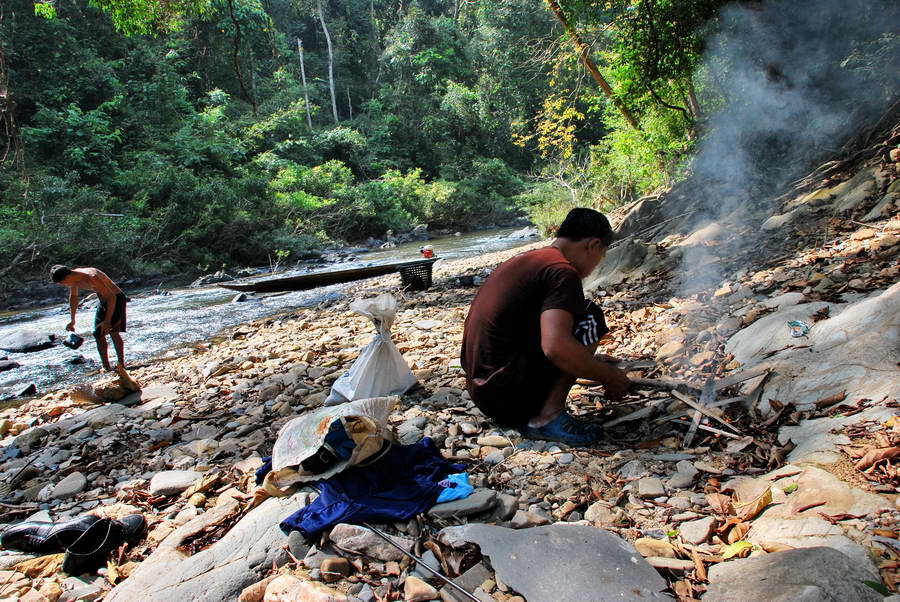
[
  {"xmin": 447, "ymin": 524, "xmax": 670, "ymax": 601},
  {"xmin": 52, "ymin": 472, "xmax": 87, "ymax": 499},
  {"xmin": 0, "ymin": 330, "xmax": 55, "ymax": 353},
  {"xmin": 679, "ymin": 516, "xmax": 716, "ymax": 544},
  {"xmin": 0, "ymin": 360, "xmax": 20, "ymax": 372},
  {"xmin": 637, "ymin": 477, "xmax": 665, "ymax": 499},
  {"xmin": 148, "ymin": 470, "xmax": 203, "ymax": 497},
  {"xmin": 404, "ymin": 576, "xmax": 438, "ymax": 602},
  {"xmin": 106, "ymin": 493, "xmax": 307, "ymax": 602},
  {"xmin": 428, "ymin": 489, "xmax": 497, "ymax": 519},
  {"xmin": 705, "ymin": 547, "xmax": 882, "ymax": 602},
  {"xmin": 12, "ymin": 427, "xmax": 48, "ymax": 452},
  {"xmin": 328, "ymin": 524, "xmax": 411, "ymax": 562}
]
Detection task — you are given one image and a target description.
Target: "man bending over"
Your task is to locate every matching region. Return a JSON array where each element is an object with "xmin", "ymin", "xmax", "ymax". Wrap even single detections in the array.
[
  {"xmin": 461, "ymin": 208, "xmax": 630, "ymax": 446},
  {"xmin": 50, "ymin": 265, "xmax": 127, "ymax": 371}
]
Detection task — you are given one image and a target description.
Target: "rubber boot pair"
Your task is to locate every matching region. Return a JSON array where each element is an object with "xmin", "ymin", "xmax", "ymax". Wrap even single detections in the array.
[{"xmin": 1, "ymin": 513, "xmax": 145, "ymax": 574}]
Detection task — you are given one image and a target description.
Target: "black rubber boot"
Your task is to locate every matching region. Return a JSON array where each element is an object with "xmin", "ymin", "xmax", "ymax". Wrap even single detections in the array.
[{"xmin": 0, "ymin": 514, "xmax": 101, "ymax": 554}]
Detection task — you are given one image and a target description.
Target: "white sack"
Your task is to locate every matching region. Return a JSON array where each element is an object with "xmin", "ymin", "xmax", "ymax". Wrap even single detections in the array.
[
  {"xmin": 325, "ymin": 293, "xmax": 417, "ymax": 405},
  {"xmin": 271, "ymin": 395, "xmax": 398, "ymax": 480}
]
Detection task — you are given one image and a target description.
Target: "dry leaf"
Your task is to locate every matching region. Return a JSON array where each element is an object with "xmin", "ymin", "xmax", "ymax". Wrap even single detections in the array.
[
  {"xmin": 813, "ymin": 391, "xmax": 846, "ymax": 409},
  {"xmin": 12, "ymin": 554, "xmax": 64, "ymax": 578},
  {"xmin": 706, "ymin": 493, "xmax": 734, "ymax": 515},
  {"xmin": 855, "ymin": 447, "xmax": 900, "ymax": 471},
  {"xmin": 107, "ymin": 559, "xmax": 120, "ymax": 585},
  {"xmin": 182, "ymin": 471, "xmax": 221, "ymax": 498},
  {"xmin": 721, "ymin": 541, "xmax": 753, "ymax": 559},
  {"xmin": 733, "ymin": 487, "xmax": 773, "ymax": 520},
  {"xmin": 759, "ymin": 541, "xmax": 796, "ymax": 553},
  {"xmin": 727, "ymin": 522, "xmax": 751, "ymax": 544}
]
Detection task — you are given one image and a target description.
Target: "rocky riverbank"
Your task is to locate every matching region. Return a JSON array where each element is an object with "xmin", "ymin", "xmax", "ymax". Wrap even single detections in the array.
[{"xmin": 0, "ymin": 148, "xmax": 897, "ymax": 600}]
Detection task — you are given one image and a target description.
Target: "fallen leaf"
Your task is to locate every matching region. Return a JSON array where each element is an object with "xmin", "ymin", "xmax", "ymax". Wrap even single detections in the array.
[
  {"xmin": 733, "ymin": 487, "xmax": 773, "ymax": 520},
  {"xmin": 108, "ymin": 559, "xmax": 120, "ymax": 585},
  {"xmin": 722, "ymin": 541, "xmax": 753, "ymax": 560},
  {"xmin": 782, "ymin": 483, "xmax": 798, "ymax": 494},
  {"xmin": 759, "ymin": 541, "xmax": 796, "ymax": 553},
  {"xmin": 855, "ymin": 447, "xmax": 900, "ymax": 471},
  {"xmin": 813, "ymin": 391, "xmax": 846, "ymax": 409},
  {"xmin": 726, "ymin": 522, "xmax": 751, "ymax": 544},
  {"xmin": 818, "ymin": 512, "xmax": 866, "ymax": 525},
  {"xmin": 793, "ymin": 501, "xmax": 826, "ymax": 514},
  {"xmin": 12, "ymin": 554, "xmax": 64, "ymax": 578},
  {"xmin": 706, "ymin": 493, "xmax": 734, "ymax": 515}
]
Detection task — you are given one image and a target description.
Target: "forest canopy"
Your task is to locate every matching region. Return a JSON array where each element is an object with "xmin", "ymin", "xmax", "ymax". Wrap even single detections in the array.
[{"xmin": 1, "ymin": 0, "xmax": 897, "ymax": 280}]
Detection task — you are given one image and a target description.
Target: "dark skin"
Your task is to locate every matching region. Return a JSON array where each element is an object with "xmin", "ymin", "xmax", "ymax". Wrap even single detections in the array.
[
  {"xmin": 55, "ymin": 268, "xmax": 124, "ymax": 371},
  {"xmin": 527, "ymin": 236, "xmax": 631, "ymax": 427}
]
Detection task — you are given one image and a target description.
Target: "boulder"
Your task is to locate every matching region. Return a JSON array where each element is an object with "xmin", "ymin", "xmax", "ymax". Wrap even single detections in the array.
[
  {"xmin": 106, "ymin": 492, "xmax": 308, "ymax": 602},
  {"xmin": 448, "ymin": 524, "xmax": 671, "ymax": 601},
  {"xmin": 584, "ymin": 238, "xmax": 649, "ymax": 289},
  {"xmin": 328, "ymin": 524, "xmax": 412, "ymax": 562},
  {"xmin": 725, "ymin": 283, "xmax": 899, "ymax": 419},
  {"xmin": 0, "ymin": 330, "xmax": 55, "ymax": 353},
  {"xmin": 705, "ymin": 547, "xmax": 882, "ymax": 602}
]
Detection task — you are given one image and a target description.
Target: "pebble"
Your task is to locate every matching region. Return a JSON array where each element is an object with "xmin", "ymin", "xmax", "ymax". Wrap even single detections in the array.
[
  {"xmin": 679, "ymin": 516, "xmax": 716, "ymax": 544},
  {"xmin": 557, "ymin": 453, "xmax": 575, "ymax": 465},
  {"xmin": 51, "ymin": 472, "xmax": 87, "ymax": 499},
  {"xmin": 637, "ymin": 477, "xmax": 666, "ymax": 499}
]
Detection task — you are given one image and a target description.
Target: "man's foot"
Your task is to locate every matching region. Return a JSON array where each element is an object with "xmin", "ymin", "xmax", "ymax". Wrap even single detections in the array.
[{"xmin": 519, "ymin": 412, "xmax": 603, "ymax": 446}]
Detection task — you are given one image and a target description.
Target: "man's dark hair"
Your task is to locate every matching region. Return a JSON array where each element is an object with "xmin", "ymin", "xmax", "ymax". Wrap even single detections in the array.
[
  {"xmin": 50, "ymin": 264, "xmax": 72, "ymax": 283},
  {"xmin": 556, "ymin": 208, "xmax": 614, "ymax": 246}
]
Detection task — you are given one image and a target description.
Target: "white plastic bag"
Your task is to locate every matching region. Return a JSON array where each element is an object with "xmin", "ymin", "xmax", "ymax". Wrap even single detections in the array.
[
  {"xmin": 269, "ymin": 396, "xmax": 398, "ymax": 489},
  {"xmin": 325, "ymin": 293, "xmax": 417, "ymax": 405}
]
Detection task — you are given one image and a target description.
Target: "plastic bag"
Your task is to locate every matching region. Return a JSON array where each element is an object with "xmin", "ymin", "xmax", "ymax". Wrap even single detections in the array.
[
  {"xmin": 325, "ymin": 293, "xmax": 417, "ymax": 405},
  {"xmin": 267, "ymin": 396, "xmax": 398, "ymax": 492}
]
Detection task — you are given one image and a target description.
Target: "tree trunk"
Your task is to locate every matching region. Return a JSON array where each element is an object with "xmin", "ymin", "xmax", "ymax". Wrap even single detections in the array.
[
  {"xmin": 544, "ymin": 0, "xmax": 639, "ymax": 130},
  {"xmin": 687, "ymin": 80, "xmax": 702, "ymax": 121},
  {"xmin": 316, "ymin": 0, "xmax": 339, "ymax": 124},
  {"xmin": 226, "ymin": 0, "xmax": 257, "ymax": 114},
  {"xmin": 346, "ymin": 88, "xmax": 352, "ymax": 119},
  {"xmin": 297, "ymin": 38, "xmax": 313, "ymax": 130}
]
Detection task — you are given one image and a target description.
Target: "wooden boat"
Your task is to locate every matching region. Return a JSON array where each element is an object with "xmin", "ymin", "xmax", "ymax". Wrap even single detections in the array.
[{"xmin": 218, "ymin": 257, "xmax": 439, "ymax": 293}]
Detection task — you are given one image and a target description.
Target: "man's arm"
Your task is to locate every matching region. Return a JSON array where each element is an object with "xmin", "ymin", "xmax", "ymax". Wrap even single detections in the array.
[
  {"xmin": 540, "ymin": 309, "xmax": 630, "ymax": 400},
  {"xmin": 67, "ymin": 288, "xmax": 79, "ymax": 332}
]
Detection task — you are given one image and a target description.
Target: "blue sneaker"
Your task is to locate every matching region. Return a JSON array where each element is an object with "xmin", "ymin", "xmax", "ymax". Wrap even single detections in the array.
[{"xmin": 519, "ymin": 412, "xmax": 603, "ymax": 446}]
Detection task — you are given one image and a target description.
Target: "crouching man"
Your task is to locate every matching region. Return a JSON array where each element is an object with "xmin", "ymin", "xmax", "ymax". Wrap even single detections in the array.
[
  {"xmin": 50, "ymin": 265, "xmax": 127, "ymax": 371},
  {"xmin": 460, "ymin": 208, "xmax": 630, "ymax": 446}
]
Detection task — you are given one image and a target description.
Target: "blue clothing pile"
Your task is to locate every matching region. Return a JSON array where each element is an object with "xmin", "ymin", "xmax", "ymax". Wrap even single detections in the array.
[{"xmin": 269, "ymin": 438, "xmax": 467, "ymax": 539}]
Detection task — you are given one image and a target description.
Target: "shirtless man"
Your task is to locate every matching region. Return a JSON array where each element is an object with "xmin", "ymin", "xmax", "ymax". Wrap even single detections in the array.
[{"xmin": 50, "ymin": 265, "xmax": 127, "ymax": 371}]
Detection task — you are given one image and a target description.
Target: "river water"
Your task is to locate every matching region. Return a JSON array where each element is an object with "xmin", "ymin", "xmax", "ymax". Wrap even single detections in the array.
[{"xmin": 0, "ymin": 228, "xmax": 537, "ymax": 396}]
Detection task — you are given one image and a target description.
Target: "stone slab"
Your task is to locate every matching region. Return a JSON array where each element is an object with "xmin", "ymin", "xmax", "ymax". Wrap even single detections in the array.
[
  {"xmin": 106, "ymin": 491, "xmax": 308, "ymax": 602},
  {"xmin": 453, "ymin": 523, "xmax": 671, "ymax": 601},
  {"xmin": 705, "ymin": 547, "xmax": 881, "ymax": 602}
]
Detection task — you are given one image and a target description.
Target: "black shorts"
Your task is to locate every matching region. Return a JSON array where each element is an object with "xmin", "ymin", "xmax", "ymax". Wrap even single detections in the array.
[
  {"xmin": 94, "ymin": 292, "xmax": 127, "ymax": 336},
  {"xmin": 470, "ymin": 300, "xmax": 609, "ymax": 427}
]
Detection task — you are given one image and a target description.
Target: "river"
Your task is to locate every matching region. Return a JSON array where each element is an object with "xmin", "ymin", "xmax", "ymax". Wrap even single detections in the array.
[{"xmin": 0, "ymin": 228, "xmax": 537, "ymax": 397}]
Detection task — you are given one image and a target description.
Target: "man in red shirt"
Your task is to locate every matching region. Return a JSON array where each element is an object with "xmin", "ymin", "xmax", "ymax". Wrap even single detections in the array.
[{"xmin": 461, "ymin": 208, "xmax": 629, "ymax": 445}]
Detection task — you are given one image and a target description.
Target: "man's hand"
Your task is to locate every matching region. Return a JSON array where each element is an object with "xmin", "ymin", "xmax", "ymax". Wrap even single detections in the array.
[
  {"xmin": 101, "ymin": 322, "xmax": 111, "ymax": 335},
  {"xmin": 66, "ymin": 320, "xmax": 76, "ymax": 332},
  {"xmin": 602, "ymin": 364, "xmax": 631, "ymax": 402},
  {"xmin": 595, "ymin": 353, "xmax": 621, "ymax": 364}
]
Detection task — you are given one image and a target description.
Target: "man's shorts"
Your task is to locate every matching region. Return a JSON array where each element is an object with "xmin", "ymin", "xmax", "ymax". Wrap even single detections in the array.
[
  {"xmin": 471, "ymin": 300, "xmax": 609, "ymax": 427},
  {"xmin": 94, "ymin": 292, "xmax": 127, "ymax": 336}
]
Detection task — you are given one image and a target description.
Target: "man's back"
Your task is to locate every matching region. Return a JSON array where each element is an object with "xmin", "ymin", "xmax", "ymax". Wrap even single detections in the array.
[{"xmin": 460, "ymin": 246, "xmax": 586, "ymax": 424}]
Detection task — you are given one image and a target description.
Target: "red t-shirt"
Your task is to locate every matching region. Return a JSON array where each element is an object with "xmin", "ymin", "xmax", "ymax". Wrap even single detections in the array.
[{"xmin": 460, "ymin": 246, "xmax": 586, "ymax": 424}]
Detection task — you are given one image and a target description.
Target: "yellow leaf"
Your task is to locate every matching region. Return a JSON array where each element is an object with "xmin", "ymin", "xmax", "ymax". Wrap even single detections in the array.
[
  {"xmin": 733, "ymin": 487, "xmax": 773, "ymax": 521},
  {"xmin": 722, "ymin": 540, "xmax": 753, "ymax": 560},
  {"xmin": 107, "ymin": 559, "xmax": 120, "ymax": 585}
]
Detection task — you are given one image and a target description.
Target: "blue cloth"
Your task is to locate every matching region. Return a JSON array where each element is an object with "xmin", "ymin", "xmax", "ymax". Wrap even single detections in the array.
[
  {"xmin": 256, "ymin": 456, "xmax": 273, "ymax": 485},
  {"xmin": 280, "ymin": 438, "xmax": 464, "ymax": 539},
  {"xmin": 436, "ymin": 473, "xmax": 473, "ymax": 503}
]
